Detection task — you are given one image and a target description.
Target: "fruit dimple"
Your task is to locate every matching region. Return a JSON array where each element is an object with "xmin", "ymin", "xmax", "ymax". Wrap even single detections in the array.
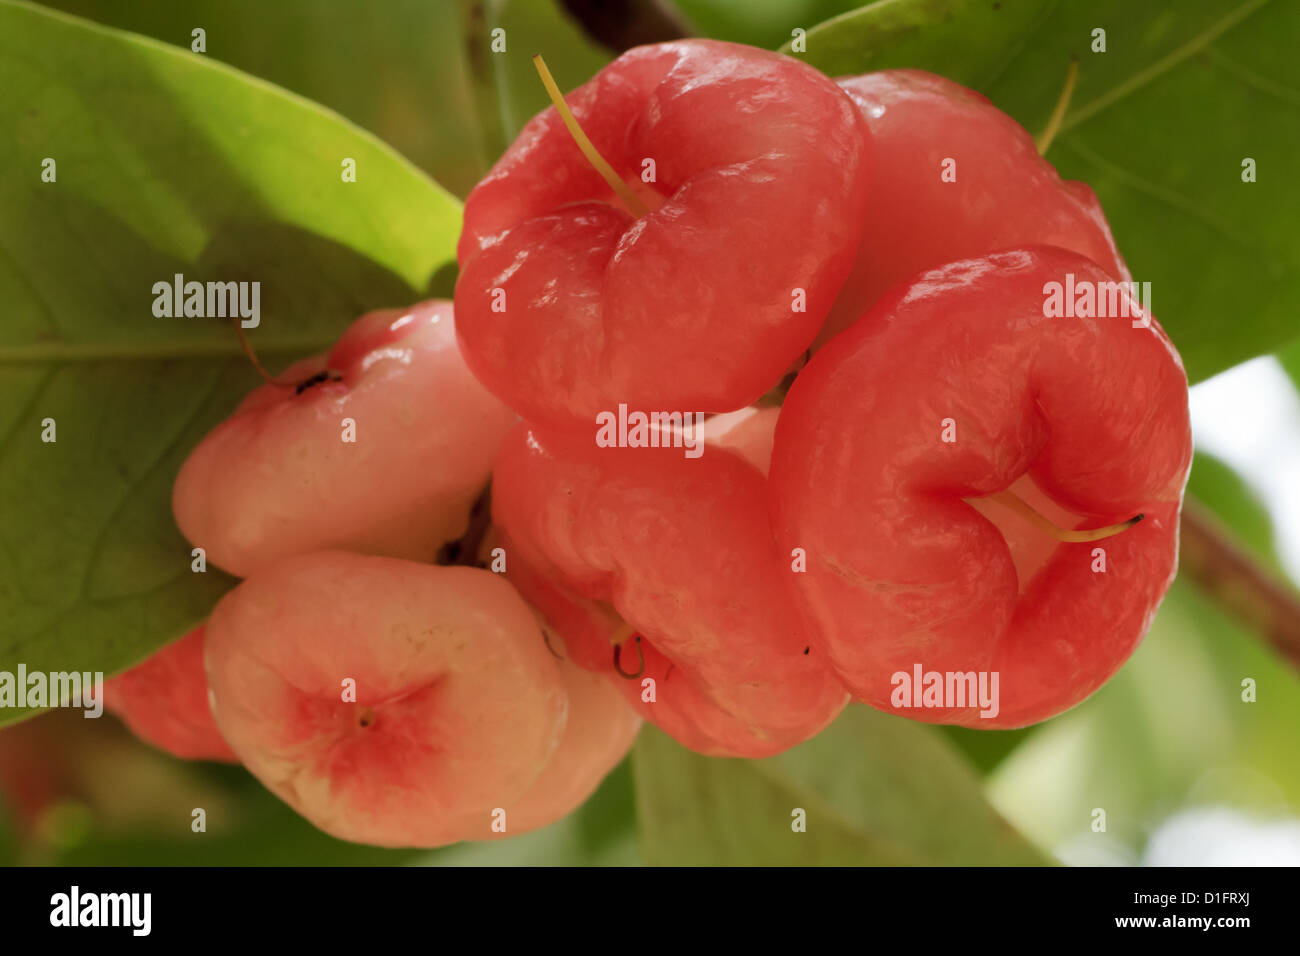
[
  {"xmin": 772, "ymin": 247, "xmax": 1191, "ymax": 727},
  {"xmin": 455, "ymin": 39, "xmax": 872, "ymax": 430},
  {"xmin": 204, "ymin": 552, "xmax": 569, "ymax": 848}
]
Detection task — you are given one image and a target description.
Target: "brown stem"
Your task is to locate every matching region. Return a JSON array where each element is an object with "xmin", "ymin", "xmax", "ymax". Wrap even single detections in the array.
[
  {"xmin": 232, "ymin": 319, "xmax": 288, "ymax": 387},
  {"xmin": 457, "ymin": 0, "xmax": 508, "ymax": 168},
  {"xmin": 558, "ymin": 0, "xmax": 693, "ymax": 52},
  {"xmin": 1179, "ymin": 498, "xmax": 1300, "ymax": 671},
  {"xmin": 613, "ymin": 634, "xmax": 645, "ymax": 679}
]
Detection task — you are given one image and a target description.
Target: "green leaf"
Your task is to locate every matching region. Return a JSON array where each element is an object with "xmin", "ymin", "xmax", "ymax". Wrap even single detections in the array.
[
  {"xmin": 782, "ymin": 0, "xmax": 1053, "ymax": 79},
  {"xmin": 785, "ymin": 0, "xmax": 1300, "ymax": 383},
  {"xmin": 989, "ymin": 576, "xmax": 1300, "ymax": 861},
  {"xmin": 1279, "ymin": 338, "xmax": 1300, "ymax": 392},
  {"xmin": 633, "ymin": 705, "xmax": 1051, "ymax": 865},
  {"xmin": 52, "ymin": 770, "xmax": 427, "ymax": 866},
  {"xmin": 0, "ymin": 0, "xmax": 462, "ymax": 724},
  {"xmin": 37, "ymin": 0, "xmax": 490, "ymax": 196},
  {"xmin": 471, "ymin": 0, "xmax": 613, "ymax": 148},
  {"xmin": 673, "ymin": 0, "xmax": 870, "ymax": 49}
]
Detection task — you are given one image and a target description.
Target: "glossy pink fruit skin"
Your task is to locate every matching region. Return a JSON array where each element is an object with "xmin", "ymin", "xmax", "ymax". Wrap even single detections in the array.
[
  {"xmin": 771, "ymin": 248, "xmax": 1192, "ymax": 728},
  {"xmin": 104, "ymin": 625, "xmax": 238, "ymax": 763},
  {"xmin": 204, "ymin": 551, "xmax": 567, "ymax": 848},
  {"xmin": 172, "ymin": 300, "xmax": 517, "ymax": 577},
  {"xmin": 815, "ymin": 69, "xmax": 1130, "ymax": 348},
  {"xmin": 456, "ymin": 39, "xmax": 871, "ymax": 431},
  {"xmin": 491, "ymin": 413, "xmax": 847, "ymax": 758}
]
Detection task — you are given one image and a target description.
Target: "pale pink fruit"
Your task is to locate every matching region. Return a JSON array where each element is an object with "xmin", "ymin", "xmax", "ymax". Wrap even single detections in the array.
[
  {"xmin": 172, "ymin": 300, "xmax": 517, "ymax": 577},
  {"xmin": 485, "ymin": 657, "xmax": 641, "ymax": 838},
  {"xmin": 204, "ymin": 551, "xmax": 567, "ymax": 847}
]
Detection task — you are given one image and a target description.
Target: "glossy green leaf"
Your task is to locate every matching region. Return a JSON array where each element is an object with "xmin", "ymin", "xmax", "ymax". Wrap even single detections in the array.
[
  {"xmin": 37, "ymin": 0, "xmax": 489, "ymax": 196},
  {"xmin": 0, "ymin": 0, "xmax": 463, "ymax": 723},
  {"xmin": 785, "ymin": 0, "xmax": 1300, "ymax": 383},
  {"xmin": 634, "ymin": 705, "xmax": 1051, "ymax": 865}
]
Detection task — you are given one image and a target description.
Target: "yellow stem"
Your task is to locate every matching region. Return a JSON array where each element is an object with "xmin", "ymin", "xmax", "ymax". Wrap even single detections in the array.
[
  {"xmin": 533, "ymin": 53, "xmax": 648, "ymax": 217},
  {"xmin": 979, "ymin": 490, "xmax": 1143, "ymax": 543}
]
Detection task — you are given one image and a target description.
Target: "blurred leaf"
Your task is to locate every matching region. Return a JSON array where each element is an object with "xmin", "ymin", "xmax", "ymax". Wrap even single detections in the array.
[
  {"xmin": 473, "ymin": 0, "xmax": 613, "ymax": 147},
  {"xmin": 4, "ymin": 711, "xmax": 637, "ymax": 864},
  {"xmin": 938, "ymin": 724, "xmax": 1033, "ymax": 775},
  {"xmin": 991, "ymin": 451, "xmax": 1300, "ymax": 858},
  {"xmin": 1186, "ymin": 452, "xmax": 1283, "ymax": 573},
  {"xmin": 0, "ymin": 0, "xmax": 462, "ymax": 723},
  {"xmin": 1280, "ymin": 338, "xmax": 1300, "ymax": 392},
  {"xmin": 53, "ymin": 772, "xmax": 425, "ymax": 866},
  {"xmin": 634, "ymin": 706, "xmax": 1051, "ymax": 865},
  {"xmin": 989, "ymin": 576, "xmax": 1300, "ymax": 859},
  {"xmin": 785, "ymin": 0, "xmax": 1300, "ymax": 383},
  {"xmin": 673, "ymin": 0, "xmax": 867, "ymax": 49},
  {"xmin": 37, "ymin": 0, "xmax": 488, "ymax": 195},
  {"xmin": 782, "ymin": 0, "xmax": 1051, "ymax": 78}
]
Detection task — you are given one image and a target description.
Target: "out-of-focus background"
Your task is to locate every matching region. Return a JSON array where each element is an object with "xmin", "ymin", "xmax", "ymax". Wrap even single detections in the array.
[{"xmin": 1, "ymin": 0, "xmax": 1297, "ymax": 866}]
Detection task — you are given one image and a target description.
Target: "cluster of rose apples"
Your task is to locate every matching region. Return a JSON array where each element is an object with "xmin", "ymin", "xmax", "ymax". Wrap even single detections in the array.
[{"xmin": 106, "ymin": 40, "xmax": 1192, "ymax": 847}]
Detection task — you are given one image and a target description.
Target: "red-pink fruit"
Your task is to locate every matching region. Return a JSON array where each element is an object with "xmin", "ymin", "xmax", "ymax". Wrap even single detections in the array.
[
  {"xmin": 772, "ymin": 248, "xmax": 1191, "ymax": 728},
  {"xmin": 104, "ymin": 625, "xmax": 238, "ymax": 763},
  {"xmin": 491, "ymin": 410, "xmax": 847, "ymax": 757},
  {"xmin": 815, "ymin": 69, "xmax": 1129, "ymax": 348},
  {"xmin": 173, "ymin": 300, "xmax": 516, "ymax": 577},
  {"xmin": 204, "ymin": 551, "xmax": 567, "ymax": 847},
  {"xmin": 456, "ymin": 39, "xmax": 871, "ymax": 431}
]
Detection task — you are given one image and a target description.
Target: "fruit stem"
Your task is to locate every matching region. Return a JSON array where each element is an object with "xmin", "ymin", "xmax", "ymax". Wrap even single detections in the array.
[
  {"xmin": 612, "ymin": 634, "xmax": 645, "ymax": 680},
  {"xmin": 979, "ymin": 489, "xmax": 1143, "ymax": 543},
  {"xmin": 532, "ymin": 53, "xmax": 649, "ymax": 217},
  {"xmin": 540, "ymin": 626, "xmax": 565, "ymax": 661},
  {"xmin": 232, "ymin": 319, "xmax": 290, "ymax": 388},
  {"xmin": 1035, "ymin": 56, "xmax": 1078, "ymax": 156}
]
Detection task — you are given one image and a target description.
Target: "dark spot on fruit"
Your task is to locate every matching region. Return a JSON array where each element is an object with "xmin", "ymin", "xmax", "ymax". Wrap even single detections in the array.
[
  {"xmin": 296, "ymin": 369, "xmax": 342, "ymax": 395},
  {"xmin": 803, "ymin": 646, "xmax": 810, "ymax": 655},
  {"xmin": 357, "ymin": 706, "xmax": 376, "ymax": 728}
]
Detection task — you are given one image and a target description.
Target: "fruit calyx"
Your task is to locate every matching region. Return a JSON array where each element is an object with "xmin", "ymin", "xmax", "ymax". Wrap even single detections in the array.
[{"xmin": 972, "ymin": 489, "xmax": 1143, "ymax": 543}]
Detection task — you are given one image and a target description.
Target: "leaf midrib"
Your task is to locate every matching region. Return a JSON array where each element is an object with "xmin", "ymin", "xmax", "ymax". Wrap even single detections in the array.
[{"xmin": 1059, "ymin": 0, "xmax": 1273, "ymax": 133}]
